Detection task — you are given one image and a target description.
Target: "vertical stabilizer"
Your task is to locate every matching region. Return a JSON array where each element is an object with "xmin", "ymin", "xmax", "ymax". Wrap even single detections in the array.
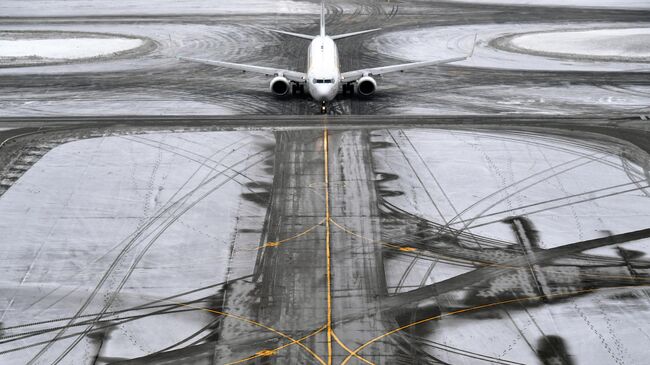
[{"xmin": 320, "ymin": 2, "xmax": 326, "ymax": 37}]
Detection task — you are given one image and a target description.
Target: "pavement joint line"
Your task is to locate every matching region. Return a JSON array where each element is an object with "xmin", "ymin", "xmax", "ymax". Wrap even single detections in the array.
[
  {"xmin": 224, "ymin": 325, "xmax": 327, "ymax": 365},
  {"xmin": 154, "ymin": 297, "xmax": 327, "ymax": 365},
  {"xmin": 340, "ymin": 284, "xmax": 650, "ymax": 365}
]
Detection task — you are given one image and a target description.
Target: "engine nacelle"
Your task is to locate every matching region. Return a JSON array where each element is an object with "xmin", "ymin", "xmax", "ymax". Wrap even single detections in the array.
[
  {"xmin": 355, "ymin": 76, "xmax": 377, "ymax": 97},
  {"xmin": 270, "ymin": 76, "xmax": 291, "ymax": 97}
]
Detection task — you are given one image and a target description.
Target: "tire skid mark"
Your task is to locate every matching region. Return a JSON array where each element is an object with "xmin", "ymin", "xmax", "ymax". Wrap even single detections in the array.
[{"xmin": 26, "ymin": 140, "xmax": 271, "ymax": 364}]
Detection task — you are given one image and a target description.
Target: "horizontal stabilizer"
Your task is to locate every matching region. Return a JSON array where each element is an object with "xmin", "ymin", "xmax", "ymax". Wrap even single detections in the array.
[
  {"xmin": 330, "ymin": 28, "xmax": 381, "ymax": 40},
  {"xmin": 268, "ymin": 27, "xmax": 381, "ymax": 41},
  {"xmin": 268, "ymin": 29, "xmax": 315, "ymax": 40}
]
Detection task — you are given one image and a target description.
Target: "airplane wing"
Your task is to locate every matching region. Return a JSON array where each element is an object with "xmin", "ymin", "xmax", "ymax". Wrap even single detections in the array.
[
  {"xmin": 340, "ymin": 55, "xmax": 469, "ymax": 82},
  {"xmin": 178, "ymin": 56, "xmax": 307, "ymax": 83}
]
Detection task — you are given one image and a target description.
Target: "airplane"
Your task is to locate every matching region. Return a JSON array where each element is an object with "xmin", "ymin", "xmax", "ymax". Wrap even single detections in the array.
[{"xmin": 179, "ymin": 3, "xmax": 474, "ymax": 114}]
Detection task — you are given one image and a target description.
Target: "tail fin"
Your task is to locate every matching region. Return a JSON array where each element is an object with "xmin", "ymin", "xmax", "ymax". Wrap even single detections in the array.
[{"xmin": 320, "ymin": 2, "xmax": 326, "ymax": 37}]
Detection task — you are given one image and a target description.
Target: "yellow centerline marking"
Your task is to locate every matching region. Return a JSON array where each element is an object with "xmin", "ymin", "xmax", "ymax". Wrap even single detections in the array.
[
  {"xmin": 323, "ymin": 128, "xmax": 333, "ymax": 365},
  {"xmin": 339, "ymin": 285, "xmax": 650, "ymax": 365},
  {"xmin": 321, "ymin": 131, "xmax": 378, "ymax": 365}
]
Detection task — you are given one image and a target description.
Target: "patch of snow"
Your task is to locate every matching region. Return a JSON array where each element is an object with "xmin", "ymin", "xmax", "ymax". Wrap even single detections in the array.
[
  {"xmin": 440, "ymin": 0, "xmax": 650, "ymax": 9},
  {"xmin": 373, "ymin": 129, "xmax": 650, "ymax": 248},
  {"xmin": 0, "ymin": 23, "xmax": 275, "ymax": 75},
  {"xmin": 377, "ymin": 128, "xmax": 650, "ymax": 363},
  {"xmin": 0, "ymin": 131, "xmax": 272, "ymax": 363},
  {"xmin": 510, "ymin": 28, "xmax": 650, "ymax": 60},
  {"xmin": 0, "ymin": 37, "xmax": 143, "ymax": 60},
  {"xmin": 369, "ymin": 23, "xmax": 650, "ymax": 72},
  {"xmin": 0, "ymin": 90, "xmax": 237, "ymax": 116},
  {"xmin": 0, "ymin": 0, "xmax": 320, "ymax": 17},
  {"xmin": 0, "ymin": 38, "xmax": 143, "ymax": 59},
  {"xmin": 387, "ymin": 84, "xmax": 650, "ymax": 115},
  {"xmin": 423, "ymin": 287, "xmax": 650, "ymax": 364}
]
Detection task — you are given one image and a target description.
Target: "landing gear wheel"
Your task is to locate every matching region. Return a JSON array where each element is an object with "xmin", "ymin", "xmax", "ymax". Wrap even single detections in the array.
[{"xmin": 342, "ymin": 83, "xmax": 354, "ymax": 95}]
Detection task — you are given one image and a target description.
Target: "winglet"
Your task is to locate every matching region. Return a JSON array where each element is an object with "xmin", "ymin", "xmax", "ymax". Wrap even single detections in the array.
[{"xmin": 320, "ymin": 2, "xmax": 326, "ymax": 37}]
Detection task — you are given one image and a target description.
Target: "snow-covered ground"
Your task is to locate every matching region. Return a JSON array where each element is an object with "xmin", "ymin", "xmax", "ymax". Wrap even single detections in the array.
[
  {"xmin": 0, "ymin": 0, "xmax": 320, "ymax": 17},
  {"xmin": 377, "ymin": 128, "xmax": 650, "ymax": 364},
  {"xmin": 422, "ymin": 287, "xmax": 650, "ymax": 364},
  {"xmin": 0, "ymin": 90, "xmax": 237, "ymax": 116},
  {"xmin": 0, "ymin": 23, "xmax": 267, "ymax": 75},
  {"xmin": 0, "ymin": 23, "xmax": 281, "ymax": 114},
  {"xmin": 379, "ymin": 126, "xmax": 650, "ymax": 294},
  {"xmin": 440, "ymin": 0, "xmax": 650, "ymax": 9},
  {"xmin": 375, "ymin": 129, "xmax": 650, "ymax": 249},
  {"xmin": 385, "ymin": 84, "xmax": 650, "ymax": 115},
  {"xmin": 510, "ymin": 28, "xmax": 650, "ymax": 61},
  {"xmin": 0, "ymin": 37, "xmax": 143, "ymax": 60},
  {"xmin": 0, "ymin": 131, "xmax": 272, "ymax": 363},
  {"xmin": 368, "ymin": 23, "xmax": 650, "ymax": 72}
]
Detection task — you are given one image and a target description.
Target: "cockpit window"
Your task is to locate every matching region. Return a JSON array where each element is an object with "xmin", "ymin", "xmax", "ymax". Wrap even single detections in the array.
[{"xmin": 314, "ymin": 79, "xmax": 333, "ymax": 84}]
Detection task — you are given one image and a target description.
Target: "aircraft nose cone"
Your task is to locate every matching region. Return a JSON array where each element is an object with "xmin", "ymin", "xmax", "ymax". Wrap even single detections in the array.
[
  {"xmin": 311, "ymin": 85, "xmax": 334, "ymax": 102},
  {"xmin": 311, "ymin": 89, "xmax": 325, "ymax": 101}
]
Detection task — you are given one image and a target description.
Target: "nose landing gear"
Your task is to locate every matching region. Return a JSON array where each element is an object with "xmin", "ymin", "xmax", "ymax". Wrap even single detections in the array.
[{"xmin": 320, "ymin": 101, "xmax": 327, "ymax": 114}]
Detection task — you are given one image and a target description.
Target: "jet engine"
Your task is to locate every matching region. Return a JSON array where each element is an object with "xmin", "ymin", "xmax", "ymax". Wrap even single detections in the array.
[
  {"xmin": 356, "ymin": 76, "xmax": 377, "ymax": 97},
  {"xmin": 270, "ymin": 76, "xmax": 291, "ymax": 97}
]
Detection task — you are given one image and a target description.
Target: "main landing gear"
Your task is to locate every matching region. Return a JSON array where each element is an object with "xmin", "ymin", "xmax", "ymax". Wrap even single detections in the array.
[
  {"xmin": 292, "ymin": 83, "xmax": 305, "ymax": 96},
  {"xmin": 341, "ymin": 82, "xmax": 354, "ymax": 95}
]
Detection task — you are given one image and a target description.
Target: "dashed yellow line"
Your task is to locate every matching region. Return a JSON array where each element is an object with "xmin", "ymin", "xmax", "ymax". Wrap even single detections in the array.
[
  {"xmin": 339, "ymin": 285, "xmax": 650, "ymax": 365},
  {"xmin": 323, "ymin": 128, "xmax": 333, "ymax": 365}
]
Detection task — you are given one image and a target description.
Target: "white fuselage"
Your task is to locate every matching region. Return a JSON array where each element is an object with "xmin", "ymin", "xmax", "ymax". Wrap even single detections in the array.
[{"xmin": 306, "ymin": 36, "xmax": 340, "ymax": 103}]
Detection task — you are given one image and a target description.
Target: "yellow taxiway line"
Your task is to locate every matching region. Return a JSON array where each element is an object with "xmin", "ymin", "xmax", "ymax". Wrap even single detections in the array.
[
  {"xmin": 166, "ymin": 299, "xmax": 327, "ymax": 365},
  {"xmin": 225, "ymin": 325, "xmax": 327, "ymax": 365},
  {"xmin": 238, "ymin": 218, "xmax": 327, "ymax": 252},
  {"xmin": 323, "ymin": 128, "xmax": 333, "ymax": 365}
]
